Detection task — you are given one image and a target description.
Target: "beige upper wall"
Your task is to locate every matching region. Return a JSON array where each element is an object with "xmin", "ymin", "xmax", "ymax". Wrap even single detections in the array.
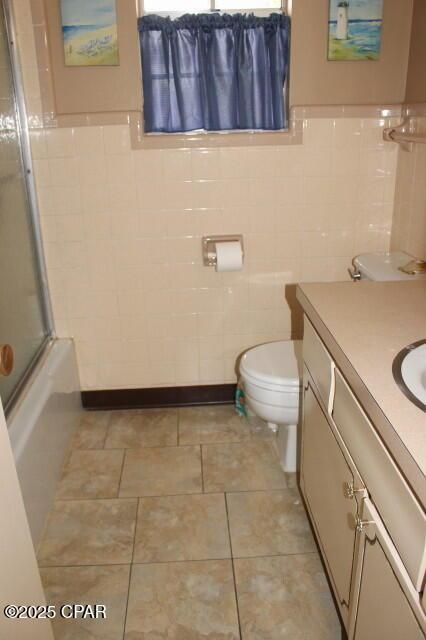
[
  {"xmin": 40, "ymin": 0, "xmax": 142, "ymax": 116},
  {"xmin": 37, "ymin": 0, "xmax": 413, "ymax": 121},
  {"xmin": 405, "ymin": 0, "xmax": 426, "ymax": 104},
  {"xmin": 290, "ymin": 0, "xmax": 413, "ymax": 107}
]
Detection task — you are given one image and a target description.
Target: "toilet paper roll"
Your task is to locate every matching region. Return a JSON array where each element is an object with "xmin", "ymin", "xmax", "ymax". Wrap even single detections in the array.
[{"xmin": 215, "ymin": 241, "xmax": 243, "ymax": 272}]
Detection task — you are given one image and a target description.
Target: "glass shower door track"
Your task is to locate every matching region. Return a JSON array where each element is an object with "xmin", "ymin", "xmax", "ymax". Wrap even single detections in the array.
[{"xmin": 2, "ymin": 0, "xmax": 56, "ymax": 414}]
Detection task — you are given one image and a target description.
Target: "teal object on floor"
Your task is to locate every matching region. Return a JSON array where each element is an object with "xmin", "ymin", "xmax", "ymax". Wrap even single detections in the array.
[{"xmin": 235, "ymin": 383, "xmax": 248, "ymax": 418}]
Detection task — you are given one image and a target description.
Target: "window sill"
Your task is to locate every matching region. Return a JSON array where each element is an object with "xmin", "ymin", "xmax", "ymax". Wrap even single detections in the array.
[{"xmin": 129, "ymin": 111, "xmax": 303, "ymax": 149}]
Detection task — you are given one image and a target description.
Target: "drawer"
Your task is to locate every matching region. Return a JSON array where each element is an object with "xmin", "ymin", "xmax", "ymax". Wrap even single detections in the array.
[
  {"xmin": 303, "ymin": 317, "xmax": 334, "ymax": 409},
  {"xmin": 332, "ymin": 368, "xmax": 426, "ymax": 591}
]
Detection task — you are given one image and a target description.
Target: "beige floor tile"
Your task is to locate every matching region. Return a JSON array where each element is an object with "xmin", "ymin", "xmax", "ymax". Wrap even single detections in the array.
[
  {"xmin": 227, "ymin": 490, "xmax": 316, "ymax": 558},
  {"xmin": 72, "ymin": 411, "xmax": 111, "ymax": 449},
  {"xmin": 56, "ymin": 450, "xmax": 124, "ymax": 500},
  {"xmin": 40, "ymin": 565, "xmax": 130, "ymax": 640},
  {"xmin": 119, "ymin": 446, "xmax": 202, "ymax": 497},
  {"xmin": 203, "ymin": 441, "xmax": 287, "ymax": 493},
  {"xmin": 37, "ymin": 499, "xmax": 137, "ymax": 567},
  {"xmin": 134, "ymin": 494, "xmax": 231, "ymax": 563},
  {"xmin": 179, "ymin": 405, "xmax": 249, "ymax": 445},
  {"xmin": 234, "ymin": 554, "xmax": 341, "ymax": 640},
  {"xmin": 104, "ymin": 409, "xmax": 178, "ymax": 449},
  {"xmin": 125, "ymin": 560, "xmax": 240, "ymax": 639}
]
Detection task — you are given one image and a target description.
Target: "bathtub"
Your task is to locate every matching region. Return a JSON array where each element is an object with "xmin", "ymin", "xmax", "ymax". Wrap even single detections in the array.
[{"xmin": 7, "ymin": 339, "xmax": 82, "ymax": 549}]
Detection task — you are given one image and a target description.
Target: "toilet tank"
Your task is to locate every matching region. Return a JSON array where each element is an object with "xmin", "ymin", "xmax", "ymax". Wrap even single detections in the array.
[{"xmin": 351, "ymin": 252, "xmax": 426, "ymax": 282}]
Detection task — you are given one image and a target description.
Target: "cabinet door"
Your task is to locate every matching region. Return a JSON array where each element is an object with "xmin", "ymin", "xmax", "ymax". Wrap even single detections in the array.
[
  {"xmin": 301, "ymin": 380, "xmax": 359, "ymax": 614},
  {"xmin": 351, "ymin": 500, "xmax": 425, "ymax": 640}
]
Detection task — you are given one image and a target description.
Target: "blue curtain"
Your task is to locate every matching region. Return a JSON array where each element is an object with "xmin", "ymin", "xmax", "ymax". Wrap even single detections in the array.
[{"xmin": 138, "ymin": 13, "xmax": 290, "ymax": 133}]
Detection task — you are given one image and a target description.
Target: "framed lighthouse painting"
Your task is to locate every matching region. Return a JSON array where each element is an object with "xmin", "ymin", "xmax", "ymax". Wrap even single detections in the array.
[{"xmin": 328, "ymin": 0, "xmax": 384, "ymax": 61}]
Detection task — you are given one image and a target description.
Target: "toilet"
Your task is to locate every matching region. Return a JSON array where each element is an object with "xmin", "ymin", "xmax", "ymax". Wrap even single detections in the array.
[
  {"xmin": 239, "ymin": 251, "xmax": 426, "ymax": 473},
  {"xmin": 240, "ymin": 340, "xmax": 302, "ymax": 472}
]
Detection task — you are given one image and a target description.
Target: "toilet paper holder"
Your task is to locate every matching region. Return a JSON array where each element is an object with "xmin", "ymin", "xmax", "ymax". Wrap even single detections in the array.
[{"xmin": 202, "ymin": 235, "xmax": 244, "ymax": 267}]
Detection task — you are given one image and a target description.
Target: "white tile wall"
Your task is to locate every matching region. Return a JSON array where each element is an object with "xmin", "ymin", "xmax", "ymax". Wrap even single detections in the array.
[
  {"xmin": 391, "ymin": 117, "xmax": 426, "ymax": 261},
  {"xmin": 29, "ymin": 120, "xmax": 397, "ymax": 389},
  {"xmin": 13, "ymin": 0, "xmax": 399, "ymax": 390}
]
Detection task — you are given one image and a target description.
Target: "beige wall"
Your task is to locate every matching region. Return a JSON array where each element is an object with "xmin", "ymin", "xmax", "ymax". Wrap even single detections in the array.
[
  {"xmin": 34, "ymin": 0, "xmax": 414, "ymax": 122},
  {"xmin": 290, "ymin": 0, "xmax": 413, "ymax": 107},
  {"xmin": 40, "ymin": 0, "xmax": 142, "ymax": 116},
  {"xmin": 405, "ymin": 0, "xmax": 426, "ymax": 104},
  {"xmin": 15, "ymin": 0, "xmax": 403, "ymax": 391},
  {"xmin": 391, "ymin": 117, "xmax": 426, "ymax": 261}
]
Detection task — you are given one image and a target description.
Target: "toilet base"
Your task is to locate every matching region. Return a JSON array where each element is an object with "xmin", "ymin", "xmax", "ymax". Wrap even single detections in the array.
[{"xmin": 269, "ymin": 422, "xmax": 298, "ymax": 473}]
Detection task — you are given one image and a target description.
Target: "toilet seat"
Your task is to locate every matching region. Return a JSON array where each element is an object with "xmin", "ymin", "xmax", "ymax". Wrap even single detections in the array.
[{"xmin": 240, "ymin": 340, "xmax": 302, "ymax": 391}]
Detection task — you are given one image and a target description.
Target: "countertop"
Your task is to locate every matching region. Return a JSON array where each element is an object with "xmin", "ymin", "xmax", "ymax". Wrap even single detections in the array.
[{"xmin": 296, "ymin": 280, "xmax": 426, "ymax": 505}]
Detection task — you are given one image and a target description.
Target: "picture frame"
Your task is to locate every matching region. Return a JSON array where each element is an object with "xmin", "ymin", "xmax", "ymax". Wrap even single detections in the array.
[
  {"xmin": 60, "ymin": 0, "xmax": 119, "ymax": 67},
  {"xmin": 328, "ymin": 0, "xmax": 384, "ymax": 61}
]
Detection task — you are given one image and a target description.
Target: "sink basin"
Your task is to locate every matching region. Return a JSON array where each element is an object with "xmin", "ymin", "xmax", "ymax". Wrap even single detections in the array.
[{"xmin": 393, "ymin": 340, "xmax": 426, "ymax": 411}]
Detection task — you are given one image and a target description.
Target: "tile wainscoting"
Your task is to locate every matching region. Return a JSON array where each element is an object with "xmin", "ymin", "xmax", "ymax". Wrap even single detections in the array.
[
  {"xmin": 30, "ymin": 117, "xmax": 398, "ymax": 390},
  {"xmin": 391, "ymin": 115, "xmax": 426, "ymax": 260}
]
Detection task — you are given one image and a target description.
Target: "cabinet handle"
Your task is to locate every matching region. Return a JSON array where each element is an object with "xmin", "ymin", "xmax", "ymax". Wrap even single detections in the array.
[
  {"xmin": 343, "ymin": 482, "xmax": 364, "ymax": 500},
  {"xmin": 355, "ymin": 517, "xmax": 374, "ymax": 533}
]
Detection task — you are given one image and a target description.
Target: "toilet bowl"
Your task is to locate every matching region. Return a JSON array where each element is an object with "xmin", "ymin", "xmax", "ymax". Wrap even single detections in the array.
[{"xmin": 239, "ymin": 340, "xmax": 302, "ymax": 472}]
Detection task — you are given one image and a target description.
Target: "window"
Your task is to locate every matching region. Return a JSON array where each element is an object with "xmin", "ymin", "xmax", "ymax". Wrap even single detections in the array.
[
  {"xmin": 140, "ymin": 1, "xmax": 283, "ymax": 15},
  {"xmin": 138, "ymin": 1, "xmax": 290, "ymax": 135}
]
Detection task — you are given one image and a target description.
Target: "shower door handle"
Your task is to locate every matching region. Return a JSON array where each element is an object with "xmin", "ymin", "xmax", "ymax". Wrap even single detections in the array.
[{"xmin": 0, "ymin": 344, "xmax": 14, "ymax": 376}]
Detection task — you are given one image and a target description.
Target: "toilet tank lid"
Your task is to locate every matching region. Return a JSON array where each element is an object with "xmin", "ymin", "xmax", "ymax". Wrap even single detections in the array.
[
  {"xmin": 240, "ymin": 341, "xmax": 302, "ymax": 387},
  {"xmin": 353, "ymin": 251, "xmax": 426, "ymax": 281}
]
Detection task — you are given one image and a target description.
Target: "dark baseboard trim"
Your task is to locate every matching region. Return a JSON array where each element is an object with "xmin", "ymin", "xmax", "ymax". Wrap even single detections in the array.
[{"xmin": 81, "ymin": 384, "xmax": 237, "ymax": 411}]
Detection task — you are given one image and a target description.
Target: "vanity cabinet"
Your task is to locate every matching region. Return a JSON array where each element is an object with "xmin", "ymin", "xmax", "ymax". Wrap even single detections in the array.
[
  {"xmin": 301, "ymin": 380, "xmax": 360, "ymax": 623},
  {"xmin": 300, "ymin": 317, "xmax": 426, "ymax": 638}
]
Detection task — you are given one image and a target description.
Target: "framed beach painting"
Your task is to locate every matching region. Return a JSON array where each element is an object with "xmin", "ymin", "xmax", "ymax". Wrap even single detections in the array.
[
  {"xmin": 328, "ymin": 0, "xmax": 384, "ymax": 61},
  {"xmin": 60, "ymin": 0, "xmax": 119, "ymax": 66}
]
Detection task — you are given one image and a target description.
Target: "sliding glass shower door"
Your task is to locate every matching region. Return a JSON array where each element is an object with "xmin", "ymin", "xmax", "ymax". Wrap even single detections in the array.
[{"xmin": 0, "ymin": 2, "xmax": 52, "ymax": 410}]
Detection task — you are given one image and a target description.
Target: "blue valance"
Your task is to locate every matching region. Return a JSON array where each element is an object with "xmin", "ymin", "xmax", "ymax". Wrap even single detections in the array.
[{"xmin": 138, "ymin": 13, "xmax": 290, "ymax": 133}]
